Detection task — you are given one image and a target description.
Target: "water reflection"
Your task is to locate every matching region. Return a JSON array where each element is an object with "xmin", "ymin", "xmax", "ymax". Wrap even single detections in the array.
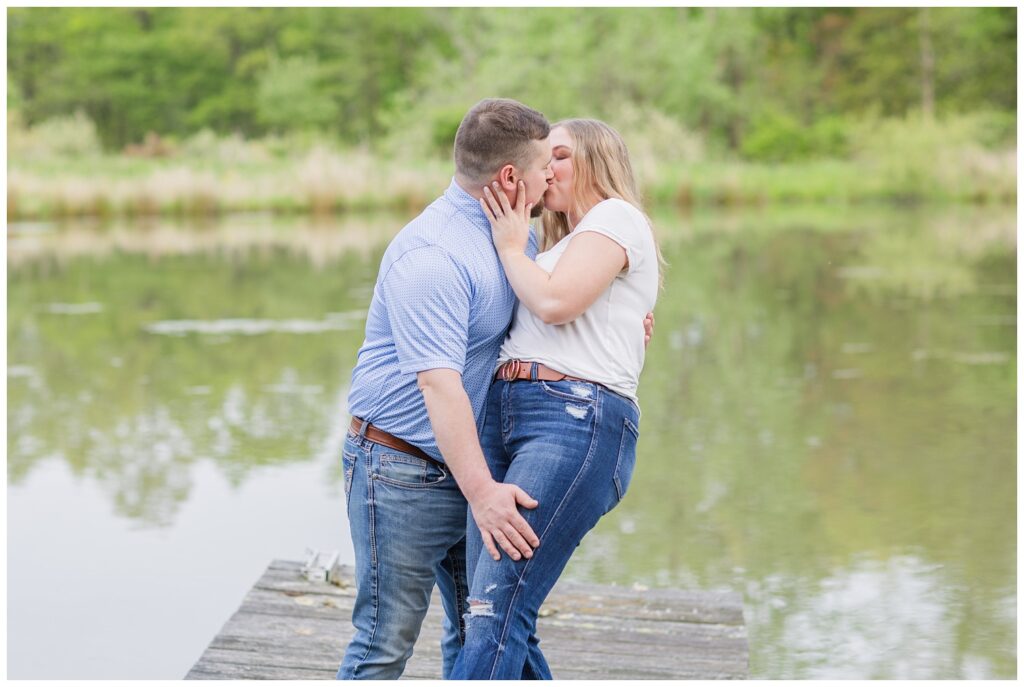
[
  {"xmin": 7, "ymin": 211, "xmax": 412, "ymax": 268},
  {"xmin": 8, "ymin": 222, "xmax": 385, "ymax": 525},
  {"xmin": 766, "ymin": 554, "xmax": 1013, "ymax": 679},
  {"xmin": 563, "ymin": 205, "xmax": 1015, "ymax": 677},
  {"xmin": 144, "ymin": 312, "xmax": 365, "ymax": 336},
  {"xmin": 7, "ymin": 206, "xmax": 1016, "ymax": 678}
]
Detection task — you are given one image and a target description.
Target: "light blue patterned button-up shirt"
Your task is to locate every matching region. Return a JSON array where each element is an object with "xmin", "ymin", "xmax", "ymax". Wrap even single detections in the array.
[{"xmin": 347, "ymin": 178, "xmax": 538, "ymax": 462}]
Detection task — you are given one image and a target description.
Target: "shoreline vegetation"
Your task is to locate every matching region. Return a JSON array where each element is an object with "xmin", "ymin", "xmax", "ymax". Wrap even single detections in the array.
[
  {"xmin": 8, "ymin": 8, "xmax": 1015, "ymax": 222},
  {"xmin": 7, "ymin": 110, "xmax": 1015, "ymax": 222}
]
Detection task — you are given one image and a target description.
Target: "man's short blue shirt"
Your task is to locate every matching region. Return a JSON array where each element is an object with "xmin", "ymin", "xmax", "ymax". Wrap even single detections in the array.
[{"xmin": 347, "ymin": 178, "xmax": 538, "ymax": 461}]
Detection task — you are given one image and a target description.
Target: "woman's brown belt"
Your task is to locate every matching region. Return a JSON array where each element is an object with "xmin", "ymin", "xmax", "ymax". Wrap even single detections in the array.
[{"xmin": 495, "ymin": 359, "xmax": 585, "ymax": 383}]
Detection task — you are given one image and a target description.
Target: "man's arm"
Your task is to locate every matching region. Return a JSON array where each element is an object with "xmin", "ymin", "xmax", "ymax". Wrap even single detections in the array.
[
  {"xmin": 417, "ymin": 368, "xmax": 539, "ymax": 561},
  {"xmin": 379, "ymin": 246, "xmax": 539, "ymax": 561}
]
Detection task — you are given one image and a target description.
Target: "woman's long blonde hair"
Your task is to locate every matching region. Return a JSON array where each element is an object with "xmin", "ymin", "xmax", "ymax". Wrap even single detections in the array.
[{"xmin": 539, "ymin": 118, "xmax": 666, "ymax": 287}]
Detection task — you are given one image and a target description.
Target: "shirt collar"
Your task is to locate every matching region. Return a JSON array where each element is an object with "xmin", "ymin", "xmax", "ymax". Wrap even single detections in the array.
[{"xmin": 444, "ymin": 177, "xmax": 490, "ymax": 232}]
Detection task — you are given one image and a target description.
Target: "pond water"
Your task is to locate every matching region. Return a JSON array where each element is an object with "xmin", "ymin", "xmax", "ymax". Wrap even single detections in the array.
[{"xmin": 7, "ymin": 204, "xmax": 1016, "ymax": 678}]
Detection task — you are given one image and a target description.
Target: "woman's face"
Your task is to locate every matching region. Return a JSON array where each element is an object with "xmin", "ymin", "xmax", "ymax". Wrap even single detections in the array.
[{"xmin": 543, "ymin": 126, "xmax": 574, "ymax": 214}]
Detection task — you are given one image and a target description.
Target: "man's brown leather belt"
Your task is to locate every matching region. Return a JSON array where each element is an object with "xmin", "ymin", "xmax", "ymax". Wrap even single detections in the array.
[
  {"xmin": 349, "ymin": 417, "xmax": 444, "ymax": 467},
  {"xmin": 495, "ymin": 359, "xmax": 585, "ymax": 383}
]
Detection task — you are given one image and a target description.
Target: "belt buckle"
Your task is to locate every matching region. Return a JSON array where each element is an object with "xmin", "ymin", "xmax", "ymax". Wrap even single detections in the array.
[{"xmin": 501, "ymin": 359, "xmax": 522, "ymax": 382}]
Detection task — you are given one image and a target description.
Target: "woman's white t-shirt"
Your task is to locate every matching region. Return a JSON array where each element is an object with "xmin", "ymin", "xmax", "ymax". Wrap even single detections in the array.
[{"xmin": 497, "ymin": 198, "xmax": 659, "ymax": 403}]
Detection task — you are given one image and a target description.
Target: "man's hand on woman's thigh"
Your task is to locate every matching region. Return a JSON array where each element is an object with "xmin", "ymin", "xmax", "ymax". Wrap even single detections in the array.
[{"xmin": 468, "ymin": 480, "xmax": 540, "ymax": 562}]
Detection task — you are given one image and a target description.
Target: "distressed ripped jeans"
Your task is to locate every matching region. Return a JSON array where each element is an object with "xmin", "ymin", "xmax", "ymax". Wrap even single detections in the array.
[
  {"xmin": 450, "ymin": 378, "xmax": 640, "ymax": 680},
  {"xmin": 336, "ymin": 425, "xmax": 469, "ymax": 680}
]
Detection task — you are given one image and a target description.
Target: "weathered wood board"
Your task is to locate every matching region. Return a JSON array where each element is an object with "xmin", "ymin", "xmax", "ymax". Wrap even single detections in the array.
[{"xmin": 187, "ymin": 560, "xmax": 748, "ymax": 680}]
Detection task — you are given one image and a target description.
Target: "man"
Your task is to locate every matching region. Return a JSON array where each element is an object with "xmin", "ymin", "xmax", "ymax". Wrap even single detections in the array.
[{"xmin": 337, "ymin": 98, "xmax": 554, "ymax": 680}]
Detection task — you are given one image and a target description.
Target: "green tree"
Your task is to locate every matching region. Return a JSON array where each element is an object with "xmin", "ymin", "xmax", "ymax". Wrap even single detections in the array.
[
  {"xmin": 256, "ymin": 55, "xmax": 337, "ymax": 132},
  {"xmin": 6, "ymin": 7, "xmax": 1016, "ymax": 152}
]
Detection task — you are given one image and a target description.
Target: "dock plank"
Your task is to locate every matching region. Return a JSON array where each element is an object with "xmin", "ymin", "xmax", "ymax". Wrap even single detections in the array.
[{"xmin": 187, "ymin": 560, "xmax": 748, "ymax": 679}]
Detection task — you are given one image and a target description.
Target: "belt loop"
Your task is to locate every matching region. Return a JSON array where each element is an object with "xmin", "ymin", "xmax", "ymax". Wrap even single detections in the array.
[
  {"xmin": 529, "ymin": 362, "xmax": 539, "ymax": 381},
  {"xmin": 357, "ymin": 417, "xmax": 369, "ymax": 438}
]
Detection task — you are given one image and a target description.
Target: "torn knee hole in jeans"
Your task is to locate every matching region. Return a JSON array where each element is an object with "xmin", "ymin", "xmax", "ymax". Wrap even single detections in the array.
[{"xmin": 467, "ymin": 598, "xmax": 494, "ymax": 617}]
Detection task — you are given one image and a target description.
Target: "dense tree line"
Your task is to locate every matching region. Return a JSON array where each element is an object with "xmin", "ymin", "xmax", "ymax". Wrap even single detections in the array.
[{"xmin": 8, "ymin": 7, "xmax": 1016, "ymax": 158}]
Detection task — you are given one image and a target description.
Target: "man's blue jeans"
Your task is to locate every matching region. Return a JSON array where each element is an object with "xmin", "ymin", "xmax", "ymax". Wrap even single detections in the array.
[
  {"xmin": 450, "ymin": 378, "xmax": 640, "ymax": 679},
  {"xmin": 336, "ymin": 424, "xmax": 469, "ymax": 679}
]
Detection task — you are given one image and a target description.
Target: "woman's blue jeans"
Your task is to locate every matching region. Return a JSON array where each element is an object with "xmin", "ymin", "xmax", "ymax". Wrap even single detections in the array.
[{"xmin": 450, "ymin": 377, "xmax": 640, "ymax": 680}]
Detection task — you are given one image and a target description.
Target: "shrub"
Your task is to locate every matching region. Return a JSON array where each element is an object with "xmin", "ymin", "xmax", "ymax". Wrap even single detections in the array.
[
  {"xmin": 969, "ymin": 110, "xmax": 1016, "ymax": 149},
  {"xmin": 256, "ymin": 55, "xmax": 339, "ymax": 134},
  {"xmin": 848, "ymin": 112, "xmax": 1016, "ymax": 200},
  {"xmin": 429, "ymin": 105, "xmax": 468, "ymax": 156},
  {"xmin": 809, "ymin": 115, "xmax": 851, "ymax": 158},
  {"xmin": 740, "ymin": 111, "xmax": 814, "ymax": 162},
  {"xmin": 179, "ymin": 129, "xmax": 272, "ymax": 165},
  {"xmin": 8, "ymin": 110, "xmax": 102, "ymax": 158}
]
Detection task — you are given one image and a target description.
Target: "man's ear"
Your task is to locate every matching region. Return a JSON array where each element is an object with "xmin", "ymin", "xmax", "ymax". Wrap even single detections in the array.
[{"xmin": 497, "ymin": 164, "xmax": 517, "ymax": 191}]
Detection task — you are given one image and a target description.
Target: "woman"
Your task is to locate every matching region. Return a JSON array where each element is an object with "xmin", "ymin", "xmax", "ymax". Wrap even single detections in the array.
[{"xmin": 450, "ymin": 119, "xmax": 664, "ymax": 680}]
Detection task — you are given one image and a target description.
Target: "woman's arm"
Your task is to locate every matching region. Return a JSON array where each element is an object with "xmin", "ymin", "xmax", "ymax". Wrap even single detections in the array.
[{"xmin": 482, "ymin": 182, "xmax": 626, "ymax": 325}]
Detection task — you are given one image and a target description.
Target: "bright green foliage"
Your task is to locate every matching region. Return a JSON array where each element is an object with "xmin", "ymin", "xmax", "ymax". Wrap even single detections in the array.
[
  {"xmin": 741, "ymin": 111, "xmax": 816, "ymax": 162},
  {"xmin": 256, "ymin": 55, "xmax": 337, "ymax": 132},
  {"xmin": 7, "ymin": 7, "xmax": 1016, "ymax": 155},
  {"xmin": 741, "ymin": 113, "xmax": 852, "ymax": 162}
]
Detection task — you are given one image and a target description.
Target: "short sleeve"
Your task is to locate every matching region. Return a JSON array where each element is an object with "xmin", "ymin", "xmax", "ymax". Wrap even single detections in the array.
[
  {"xmin": 573, "ymin": 199, "xmax": 648, "ymax": 275},
  {"xmin": 526, "ymin": 225, "xmax": 540, "ymax": 260},
  {"xmin": 379, "ymin": 246, "xmax": 471, "ymax": 375}
]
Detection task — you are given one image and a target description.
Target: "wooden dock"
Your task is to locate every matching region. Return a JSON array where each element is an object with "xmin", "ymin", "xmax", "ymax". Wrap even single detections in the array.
[{"xmin": 187, "ymin": 559, "xmax": 748, "ymax": 680}]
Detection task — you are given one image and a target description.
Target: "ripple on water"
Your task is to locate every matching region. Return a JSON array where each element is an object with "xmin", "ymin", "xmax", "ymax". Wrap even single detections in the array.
[
  {"xmin": 951, "ymin": 351, "xmax": 1012, "ymax": 365},
  {"xmin": 840, "ymin": 342, "xmax": 875, "ymax": 354},
  {"xmin": 911, "ymin": 349, "xmax": 1013, "ymax": 365},
  {"xmin": 144, "ymin": 316, "xmax": 361, "ymax": 336},
  {"xmin": 44, "ymin": 302, "xmax": 104, "ymax": 315},
  {"xmin": 836, "ymin": 266, "xmax": 885, "ymax": 280},
  {"xmin": 264, "ymin": 384, "xmax": 324, "ymax": 395}
]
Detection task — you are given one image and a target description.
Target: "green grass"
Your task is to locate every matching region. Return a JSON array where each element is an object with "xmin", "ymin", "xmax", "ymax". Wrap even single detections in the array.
[
  {"xmin": 7, "ymin": 114, "xmax": 1016, "ymax": 221},
  {"xmin": 644, "ymin": 157, "xmax": 1015, "ymax": 208}
]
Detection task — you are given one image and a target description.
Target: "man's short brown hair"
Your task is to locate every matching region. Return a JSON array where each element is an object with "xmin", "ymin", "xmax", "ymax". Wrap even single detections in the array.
[{"xmin": 454, "ymin": 99, "xmax": 550, "ymax": 184}]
